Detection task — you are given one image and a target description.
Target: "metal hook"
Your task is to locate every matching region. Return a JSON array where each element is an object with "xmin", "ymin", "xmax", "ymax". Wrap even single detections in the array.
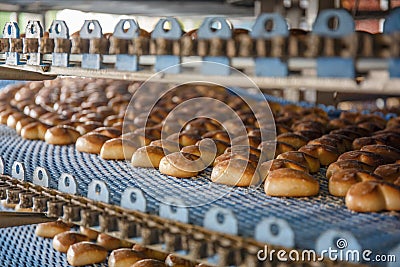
[
  {"xmin": 114, "ymin": 19, "xmax": 140, "ymax": 39},
  {"xmin": 197, "ymin": 17, "xmax": 232, "ymax": 40},
  {"xmin": 151, "ymin": 17, "xmax": 182, "ymax": 40},
  {"xmin": 80, "ymin": 20, "xmax": 103, "ymax": 39},
  {"xmin": 49, "ymin": 20, "xmax": 69, "ymax": 39}
]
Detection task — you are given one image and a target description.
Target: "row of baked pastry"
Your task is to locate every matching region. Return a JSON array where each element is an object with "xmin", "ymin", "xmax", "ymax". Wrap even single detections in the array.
[{"xmin": 35, "ymin": 220, "xmax": 206, "ymax": 266}]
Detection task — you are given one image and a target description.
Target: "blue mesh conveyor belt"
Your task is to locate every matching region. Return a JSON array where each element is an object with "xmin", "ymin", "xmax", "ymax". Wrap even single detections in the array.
[
  {"xmin": 0, "ymin": 206, "xmax": 106, "ymax": 267},
  {"xmin": 0, "ymin": 124, "xmax": 399, "ymax": 259}
]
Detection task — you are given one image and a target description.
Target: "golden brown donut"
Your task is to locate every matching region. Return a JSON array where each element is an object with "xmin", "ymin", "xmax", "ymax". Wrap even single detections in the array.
[
  {"xmin": 360, "ymin": 144, "xmax": 400, "ymax": 164},
  {"xmin": 79, "ymin": 226, "xmax": 98, "ymax": 240},
  {"xmin": 345, "ymin": 181, "xmax": 400, "ymax": 212},
  {"xmin": 108, "ymin": 248, "xmax": 145, "ymax": 267},
  {"xmin": 211, "ymin": 158, "xmax": 260, "ymax": 187},
  {"xmin": 259, "ymin": 159, "xmax": 309, "ymax": 181},
  {"xmin": 329, "ymin": 169, "xmax": 381, "ymax": 197},
  {"xmin": 264, "ymin": 168, "xmax": 319, "ymax": 197},
  {"xmin": 44, "ymin": 125, "xmax": 81, "ymax": 145},
  {"xmin": 76, "ymin": 133, "xmax": 111, "ymax": 154},
  {"xmin": 131, "ymin": 146, "xmax": 168, "ymax": 168},
  {"xmin": 159, "ymin": 152, "xmax": 205, "ymax": 178},
  {"xmin": 276, "ymin": 151, "xmax": 320, "ymax": 173},
  {"xmin": 35, "ymin": 220, "xmax": 71, "ymax": 238},
  {"xmin": 100, "ymin": 138, "xmax": 139, "ymax": 160},
  {"xmin": 277, "ymin": 132, "xmax": 308, "ymax": 149},
  {"xmin": 53, "ymin": 232, "xmax": 90, "ymax": 253},
  {"xmin": 67, "ymin": 242, "xmax": 108, "ymax": 266},
  {"xmin": 337, "ymin": 150, "xmax": 385, "ymax": 168},
  {"xmin": 20, "ymin": 121, "xmax": 50, "ymax": 140},
  {"xmin": 131, "ymin": 259, "xmax": 166, "ymax": 267},
  {"xmin": 374, "ymin": 164, "xmax": 400, "ymax": 183},
  {"xmin": 298, "ymin": 144, "xmax": 339, "ymax": 166},
  {"xmin": 92, "ymin": 127, "xmax": 122, "ymax": 138}
]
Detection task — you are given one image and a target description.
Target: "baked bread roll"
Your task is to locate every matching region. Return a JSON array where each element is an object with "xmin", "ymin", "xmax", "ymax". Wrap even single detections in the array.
[
  {"xmin": 0, "ymin": 109, "xmax": 15, "ymax": 124},
  {"xmin": 374, "ymin": 164, "xmax": 400, "ymax": 183},
  {"xmin": 132, "ymin": 244, "xmax": 168, "ymax": 261},
  {"xmin": 213, "ymin": 152, "xmax": 258, "ymax": 167},
  {"xmin": 76, "ymin": 133, "xmax": 111, "ymax": 154},
  {"xmin": 92, "ymin": 127, "xmax": 122, "ymax": 138},
  {"xmin": 45, "ymin": 125, "xmax": 81, "ymax": 145},
  {"xmin": 264, "ymin": 168, "xmax": 319, "ymax": 197},
  {"xmin": 181, "ymin": 144, "xmax": 217, "ymax": 166},
  {"xmin": 259, "ymin": 159, "xmax": 309, "ymax": 181},
  {"xmin": 231, "ymin": 135, "xmax": 261, "ymax": 148},
  {"xmin": 330, "ymin": 129, "xmax": 362, "ymax": 140},
  {"xmin": 326, "ymin": 160, "xmax": 375, "ymax": 178},
  {"xmin": 360, "ymin": 145, "xmax": 400, "ymax": 164},
  {"xmin": 276, "ymin": 151, "xmax": 320, "ymax": 173},
  {"xmin": 337, "ymin": 150, "xmax": 385, "ymax": 168},
  {"xmin": 67, "ymin": 242, "xmax": 108, "ymax": 266},
  {"xmin": 21, "ymin": 122, "xmax": 50, "ymax": 140},
  {"xmin": 100, "ymin": 138, "xmax": 139, "ymax": 160},
  {"xmin": 329, "ymin": 169, "xmax": 381, "ymax": 197},
  {"xmin": 131, "ymin": 259, "xmax": 166, "ymax": 267},
  {"xmin": 108, "ymin": 248, "xmax": 145, "ymax": 267},
  {"xmin": 166, "ymin": 132, "xmax": 201, "ymax": 147},
  {"xmin": 276, "ymin": 132, "xmax": 308, "ymax": 149},
  {"xmin": 122, "ymin": 132, "xmax": 155, "ymax": 147},
  {"xmin": 159, "ymin": 152, "xmax": 205, "ymax": 178},
  {"xmin": 79, "ymin": 226, "xmax": 98, "ymax": 240},
  {"xmin": 298, "ymin": 144, "xmax": 339, "ymax": 166},
  {"xmin": 131, "ymin": 146, "xmax": 168, "ymax": 168},
  {"xmin": 15, "ymin": 117, "xmax": 36, "ymax": 135},
  {"xmin": 35, "ymin": 220, "xmax": 71, "ymax": 238},
  {"xmin": 76, "ymin": 122, "xmax": 102, "ymax": 135},
  {"xmin": 294, "ymin": 130, "xmax": 322, "ymax": 140},
  {"xmin": 97, "ymin": 233, "xmax": 124, "ymax": 251},
  {"xmin": 7, "ymin": 112, "xmax": 26, "ymax": 129},
  {"xmin": 201, "ymin": 130, "xmax": 230, "ymax": 143},
  {"xmin": 53, "ymin": 232, "xmax": 90, "ymax": 253},
  {"xmin": 197, "ymin": 138, "xmax": 230, "ymax": 156},
  {"xmin": 227, "ymin": 145, "xmax": 262, "ymax": 158},
  {"xmin": 150, "ymin": 139, "xmax": 181, "ymax": 153},
  {"xmin": 165, "ymin": 254, "xmax": 193, "ymax": 267},
  {"xmin": 309, "ymin": 136, "xmax": 347, "ymax": 154},
  {"xmin": 345, "ymin": 181, "xmax": 400, "ymax": 212},
  {"xmin": 211, "ymin": 158, "xmax": 260, "ymax": 187},
  {"xmin": 323, "ymin": 134, "xmax": 353, "ymax": 151}
]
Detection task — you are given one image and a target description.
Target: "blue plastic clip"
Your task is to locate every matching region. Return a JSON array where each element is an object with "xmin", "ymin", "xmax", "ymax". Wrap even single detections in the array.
[
  {"xmin": 80, "ymin": 20, "xmax": 103, "ymax": 69},
  {"xmin": 313, "ymin": 9, "xmax": 355, "ymax": 78},
  {"xmin": 151, "ymin": 18, "xmax": 182, "ymax": 74},
  {"xmin": 2, "ymin": 22, "xmax": 21, "ymax": 65},
  {"xmin": 24, "ymin": 20, "xmax": 44, "ymax": 65},
  {"xmin": 251, "ymin": 13, "xmax": 289, "ymax": 77},
  {"xmin": 49, "ymin": 20, "xmax": 70, "ymax": 67},
  {"xmin": 384, "ymin": 8, "xmax": 400, "ymax": 78},
  {"xmin": 197, "ymin": 17, "xmax": 232, "ymax": 76},
  {"xmin": 113, "ymin": 19, "xmax": 140, "ymax": 71}
]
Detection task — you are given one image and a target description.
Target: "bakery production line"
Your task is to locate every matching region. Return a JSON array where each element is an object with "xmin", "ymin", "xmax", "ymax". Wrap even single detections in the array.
[{"xmin": 0, "ymin": 0, "xmax": 399, "ymax": 266}]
